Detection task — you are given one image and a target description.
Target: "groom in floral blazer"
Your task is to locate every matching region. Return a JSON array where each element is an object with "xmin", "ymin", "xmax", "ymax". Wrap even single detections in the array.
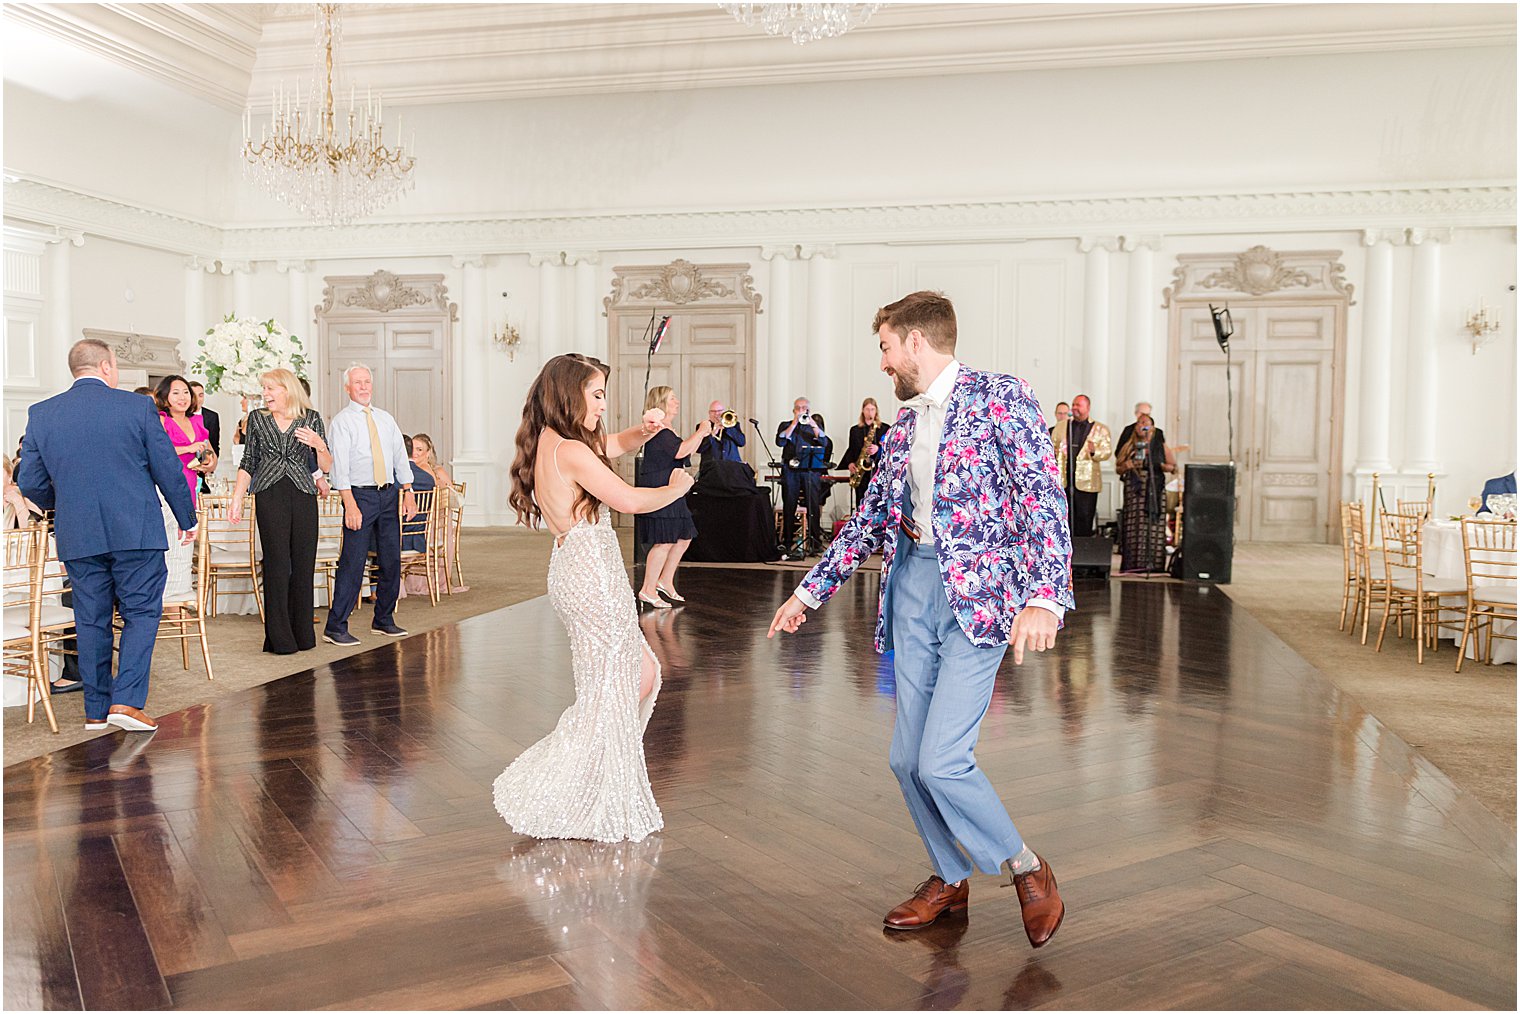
[{"xmin": 770, "ymin": 291, "xmax": 1073, "ymax": 947}]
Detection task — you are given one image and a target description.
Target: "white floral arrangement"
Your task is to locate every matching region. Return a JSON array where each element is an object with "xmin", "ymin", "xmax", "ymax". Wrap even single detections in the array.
[{"xmin": 190, "ymin": 314, "xmax": 308, "ymax": 395}]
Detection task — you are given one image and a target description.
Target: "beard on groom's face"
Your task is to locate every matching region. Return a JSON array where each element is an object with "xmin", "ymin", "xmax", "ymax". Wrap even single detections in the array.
[{"xmin": 890, "ymin": 359, "xmax": 921, "ymax": 401}]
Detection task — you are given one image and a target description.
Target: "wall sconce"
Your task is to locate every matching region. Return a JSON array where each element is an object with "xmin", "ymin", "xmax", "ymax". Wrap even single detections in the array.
[
  {"xmin": 493, "ymin": 290, "xmax": 522, "ymax": 360},
  {"xmin": 1464, "ymin": 300, "xmax": 1502, "ymax": 355}
]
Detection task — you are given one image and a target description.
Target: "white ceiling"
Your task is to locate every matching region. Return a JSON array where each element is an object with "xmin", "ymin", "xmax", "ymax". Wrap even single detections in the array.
[{"xmin": 4, "ymin": 2, "xmax": 1515, "ymax": 112}]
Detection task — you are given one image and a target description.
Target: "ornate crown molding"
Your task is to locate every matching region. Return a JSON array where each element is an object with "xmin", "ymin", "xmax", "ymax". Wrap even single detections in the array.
[
  {"xmin": 603, "ymin": 259, "xmax": 762, "ymax": 317},
  {"xmin": 318, "ymin": 270, "xmax": 459, "ymax": 321},
  {"xmin": 6, "ymin": 174, "xmax": 1515, "ymax": 261},
  {"xmin": 1162, "ymin": 246, "xmax": 1355, "ymax": 307}
]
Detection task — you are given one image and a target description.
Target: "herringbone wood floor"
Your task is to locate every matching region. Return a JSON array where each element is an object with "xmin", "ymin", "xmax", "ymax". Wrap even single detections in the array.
[{"xmin": 4, "ymin": 571, "xmax": 1514, "ymax": 1010}]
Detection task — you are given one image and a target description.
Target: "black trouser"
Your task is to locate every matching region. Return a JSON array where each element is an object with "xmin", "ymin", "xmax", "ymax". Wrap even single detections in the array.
[
  {"xmin": 1070, "ymin": 489, "xmax": 1099, "ymax": 538},
  {"xmin": 255, "ymin": 477, "xmax": 318, "ymax": 654},
  {"xmin": 780, "ymin": 470, "xmax": 825, "ymax": 552},
  {"xmin": 326, "ymin": 485, "xmax": 401, "ymax": 635}
]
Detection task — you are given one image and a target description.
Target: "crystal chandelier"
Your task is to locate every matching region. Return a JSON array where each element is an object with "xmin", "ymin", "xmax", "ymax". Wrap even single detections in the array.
[
  {"xmin": 242, "ymin": 4, "xmax": 415, "ymax": 225},
  {"xmin": 719, "ymin": 3, "xmax": 882, "ymax": 45}
]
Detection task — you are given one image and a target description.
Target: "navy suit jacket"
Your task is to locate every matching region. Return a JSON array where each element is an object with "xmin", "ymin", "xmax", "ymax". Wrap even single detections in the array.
[
  {"xmin": 17, "ymin": 378, "xmax": 197, "ymax": 561},
  {"xmin": 1480, "ymin": 472, "xmax": 1517, "ymax": 513}
]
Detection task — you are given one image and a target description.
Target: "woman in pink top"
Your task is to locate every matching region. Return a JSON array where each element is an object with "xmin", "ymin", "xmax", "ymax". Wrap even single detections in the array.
[{"xmin": 154, "ymin": 374, "xmax": 216, "ymax": 507}]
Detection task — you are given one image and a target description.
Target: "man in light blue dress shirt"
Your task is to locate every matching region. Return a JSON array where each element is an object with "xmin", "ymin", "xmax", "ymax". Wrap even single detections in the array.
[{"xmin": 322, "ymin": 363, "xmax": 415, "ymax": 645}]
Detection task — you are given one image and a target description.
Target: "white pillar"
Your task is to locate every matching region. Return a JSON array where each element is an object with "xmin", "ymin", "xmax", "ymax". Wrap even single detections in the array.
[
  {"xmin": 47, "ymin": 237, "xmax": 75, "ymax": 358},
  {"xmin": 280, "ymin": 260, "xmax": 310, "ymax": 339},
  {"xmin": 1079, "ymin": 237, "xmax": 1117, "ymax": 416},
  {"xmin": 455, "ymin": 257, "xmax": 489, "ymax": 458},
  {"xmin": 803, "ymin": 245, "xmax": 835, "ymax": 421},
  {"xmin": 1123, "ymin": 236, "xmax": 1158, "ymax": 419},
  {"xmin": 229, "ymin": 261, "xmax": 253, "ymax": 318},
  {"xmin": 1403, "ymin": 229, "xmax": 1445, "ymax": 474},
  {"xmin": 532, "ymin": 252, "xmax": 563, "ymax": 363},
  {"xmin": 763, "ymin": 246, "xmax": 795, "ymax": 427},
  {"xmin": 567, "ymin": 253, "xmax": 600, "ymax": 359},
  {"xmin": 184, "ymin": 257, "xmax": 206, "ymax": 347},
  {"xmin": 1356, "ymin": 232, "xmax": 1395, "ymax": 473}
]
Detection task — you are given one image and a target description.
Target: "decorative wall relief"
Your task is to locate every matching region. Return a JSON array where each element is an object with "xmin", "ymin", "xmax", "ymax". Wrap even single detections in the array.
[
  {"xmin": 81, "ymin": 329, "xmax": 186, "ymax": 373},
  {"xmin": 1163, "ymin": 246, "xmax": 1355, "ymax": 307},
  {"xmin": 319, "ymin": 269, "xmax": 458, "ymax": 320},
  {"xmin": 604, "ymin": 259, "xmax": 763, "ymax": 315}
]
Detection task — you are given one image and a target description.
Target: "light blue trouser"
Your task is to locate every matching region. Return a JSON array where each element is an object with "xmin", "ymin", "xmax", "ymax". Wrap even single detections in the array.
[{"xmin": 888, "ymin": 540, "xmax": 1024, "ymax": 884}]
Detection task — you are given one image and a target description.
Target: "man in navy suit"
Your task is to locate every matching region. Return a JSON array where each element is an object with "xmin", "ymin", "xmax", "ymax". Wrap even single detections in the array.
[{"xmin": 17, "ymin": 339, "xmax": 198, "ymax": 733}]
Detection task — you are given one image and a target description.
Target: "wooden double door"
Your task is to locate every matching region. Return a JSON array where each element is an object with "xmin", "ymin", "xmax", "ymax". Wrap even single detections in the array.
[
  {"xmin": 1170, "ymin": 301, "xmax": 1345, "ymax": 542},
  {"xmin": 318, "ymin": 320, "xmax": 452, "ymax": 465}
]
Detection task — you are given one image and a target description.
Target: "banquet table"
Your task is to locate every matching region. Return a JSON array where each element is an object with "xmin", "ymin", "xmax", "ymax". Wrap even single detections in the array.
[
  {"xmin": 1421, "ymin": 518, "xmax": 1515, "ymax": 665},
  {"xmin": 207, "ymin": 516, "xmax": 335, "ymax": 616}
]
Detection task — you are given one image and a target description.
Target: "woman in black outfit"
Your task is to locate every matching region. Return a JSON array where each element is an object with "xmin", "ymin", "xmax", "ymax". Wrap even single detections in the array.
[
  {"xmin": 840, "ymin": 397, "xmax": 889, "ymax": 511},
  {"xmin": 229, "ymin": 368, "xmax": 333, "ymax": 654},
  {"xmin": 1114, "ymin": 412, "xmax": 1174, "ymax": 574},
  {"xmin": 634, "ymin": 386, "xmax": 711, "ymax": 609}
]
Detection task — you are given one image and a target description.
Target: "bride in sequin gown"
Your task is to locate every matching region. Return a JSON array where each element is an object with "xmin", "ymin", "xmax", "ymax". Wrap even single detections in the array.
[{"xmin": 495, "ymin": 354, "xmax": 694, "ymax": 843}]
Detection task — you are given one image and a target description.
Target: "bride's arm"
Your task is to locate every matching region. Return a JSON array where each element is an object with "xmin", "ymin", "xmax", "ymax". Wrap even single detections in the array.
[
  {"xmin": 605, "ymin": 409, "xmax": 665, "ymax": 459},
  {"xmin": 559, "ymin": 440, "xmax": 690, "ymax": 514}
]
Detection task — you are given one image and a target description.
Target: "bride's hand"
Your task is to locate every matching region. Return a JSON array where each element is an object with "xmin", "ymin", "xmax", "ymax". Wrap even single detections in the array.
[{"xmin": 642, "ymin": 409, "xmax": 665, "ymax": 435}]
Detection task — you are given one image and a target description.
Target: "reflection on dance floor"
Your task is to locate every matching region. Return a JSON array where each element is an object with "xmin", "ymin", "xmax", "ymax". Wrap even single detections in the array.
[{"xmin": 3, "ymin": 571, "xmax": 1515, "ymax": 1010}]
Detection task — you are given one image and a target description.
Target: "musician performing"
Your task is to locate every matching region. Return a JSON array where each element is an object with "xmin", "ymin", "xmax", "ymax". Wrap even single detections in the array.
[
  {"xmin": 776, "ymin": 399, "xmax": 832, "ymax": 561},
  {"xmin": 841, "ymin": 397, "xmax": 889, "ymax": 510}
]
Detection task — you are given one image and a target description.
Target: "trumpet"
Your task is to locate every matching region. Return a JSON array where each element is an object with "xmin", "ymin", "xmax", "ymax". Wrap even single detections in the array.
[{"xmin": 718, "ymin": 409, "xmax": 739, "ymax": 430}]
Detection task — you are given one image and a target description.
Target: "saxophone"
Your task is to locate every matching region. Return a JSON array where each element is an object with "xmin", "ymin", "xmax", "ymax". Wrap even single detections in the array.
[{"xmin": 849, "ymin": 421, "xmax": 884, "ymax": 489}]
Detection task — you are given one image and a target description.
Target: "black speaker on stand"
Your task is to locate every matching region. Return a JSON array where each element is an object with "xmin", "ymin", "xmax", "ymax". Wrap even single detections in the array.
[{"xmin": 1182, "ymin": 463, "xmax": 1235, "ymax": 583}]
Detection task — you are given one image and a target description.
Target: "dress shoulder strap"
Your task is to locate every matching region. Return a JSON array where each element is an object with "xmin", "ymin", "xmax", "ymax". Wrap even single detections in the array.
[{"xmin": 551, "ymin": 438, "xmax": 573, "ymax": 491}]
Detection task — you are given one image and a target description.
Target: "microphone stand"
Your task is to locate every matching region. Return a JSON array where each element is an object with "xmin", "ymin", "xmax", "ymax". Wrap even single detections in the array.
[
  {"xmin": 633, "ymin": 306, "xmax": 659, "ymax": 570},
  {"xmin": 750, "ymin": 418, "xmax": 780, "ymax": 507}
]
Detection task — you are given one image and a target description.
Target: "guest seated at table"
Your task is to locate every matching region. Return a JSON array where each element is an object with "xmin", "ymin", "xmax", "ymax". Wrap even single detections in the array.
[
  {"xmin": 3, "ymin": 455, "xmax": 43, "ymax": 530},
  {"xmin": 1478, "ymin": 471, "xmax": 1517, "ymax": 514},
  {"xmin": 409, "ymin": 432, "xmax": 467, "ymax": 593}
]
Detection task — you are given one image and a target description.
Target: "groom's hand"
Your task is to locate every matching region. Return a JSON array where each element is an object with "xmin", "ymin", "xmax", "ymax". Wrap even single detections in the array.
[
  {"xmin": 768, "ymin": 595, "xmax": 809, "ymax": 638},
  {"xmin": 1010, "ymin": 606, "xmax": 1059, "ymax": 664}
]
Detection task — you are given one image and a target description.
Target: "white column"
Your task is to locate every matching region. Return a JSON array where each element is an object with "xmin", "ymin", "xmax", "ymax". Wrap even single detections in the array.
[
  {"xmin": 532, "ymin": 252, "xmax": 563, "ymax": 363},
  {"xmin": 229, "ymin": 261, "xmax": 253, "ymax": 317},
  {"xmin": 567, "ymin": 253, "xmax": 601, "ymax": 359},
  {"xmin": 453, "ymin": 256, "xmax": 489, "ymax": 459},
  {"xmin": 47, "ymin": 236, "xmax": 76, "ymax": 356},
  {"xmin": 183, "ymin": 256, "xmax": 206, "ymax": 348},
  {"xmin": 803, "ymin": 245, "xmax": 835, "ymax": 420},
  {"xmin": 1079, "ymin": 237, "xmax": 1118, "ymax": 416},
  {"xmin": 279, "ymin": 260, "xmax": 310, "ymax": 339},
  {"xmin": 1356, "ymin": 232, "xmax": 1395, "ymax": 473},
  {"xmin": 763, "ymin": 246, "xmax": 796, "ymax": 427},
  {"xmin": 1403, "ymin": 229, "xmax": 1445, "ymax": 474},
  {"xmin": 1123, "ymin": 236, "xmax": 1158, "ymax": 419}
]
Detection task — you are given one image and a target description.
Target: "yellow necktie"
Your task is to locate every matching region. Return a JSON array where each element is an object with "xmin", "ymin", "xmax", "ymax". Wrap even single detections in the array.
[{"xmin": 364, "ymin": 407, "xmax": 387, "ymax": 486}]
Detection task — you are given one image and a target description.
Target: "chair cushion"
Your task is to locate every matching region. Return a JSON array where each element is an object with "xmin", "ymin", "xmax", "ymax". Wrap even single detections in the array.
[
  {"xmin": 1391, "ymin": 577, "xmax": 1467, "ymax": 595},
  {"xmin": 1474, "ymin": 585, "xmax": 1518, "ymax": 605},
  {"xmin": 3, "ymin": 614, "xmax": 28, "ymax": 641},
  {"xmin": 36, "ymin": 604, "xmax": 74, "ymax": 629}
]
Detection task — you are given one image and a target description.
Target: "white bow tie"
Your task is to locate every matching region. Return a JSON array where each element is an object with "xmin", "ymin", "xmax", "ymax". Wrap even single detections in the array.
[{"xmin": 905, "ymin": 394, "xmax": 936, "ymax": 411}]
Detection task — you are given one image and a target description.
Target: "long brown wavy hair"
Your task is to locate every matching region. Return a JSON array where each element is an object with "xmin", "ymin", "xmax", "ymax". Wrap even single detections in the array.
[{"xmin": 509, "ymin": 354, "xmax": 613, "ymax": 528}]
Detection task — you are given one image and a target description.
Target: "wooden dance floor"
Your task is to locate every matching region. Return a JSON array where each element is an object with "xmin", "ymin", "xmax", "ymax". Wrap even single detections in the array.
[{"xmin": 4, "ymin": 570, "xmax": 1515, "ymax": 1010}]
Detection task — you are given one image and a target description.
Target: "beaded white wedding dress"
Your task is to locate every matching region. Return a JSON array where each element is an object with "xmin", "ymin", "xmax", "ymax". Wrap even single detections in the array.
[{"xmin": 493, "ymin": 505, "xmax": 664, "ymax": 843}]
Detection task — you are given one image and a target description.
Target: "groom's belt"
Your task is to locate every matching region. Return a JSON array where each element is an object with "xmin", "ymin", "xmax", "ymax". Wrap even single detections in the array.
[{"xmin": 900, "ymin": 513, "xmax": 923, "ymax": 543}]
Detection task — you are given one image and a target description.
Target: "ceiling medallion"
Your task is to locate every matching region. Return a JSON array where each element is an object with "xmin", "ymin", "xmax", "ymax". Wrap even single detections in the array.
[
  {"xmin": 241, "ymin": 3, "xmax": 416, "ymax": 225},
  {"xmin": 719, "ymin": 3, "xmax": 882, "ymax": 44}
]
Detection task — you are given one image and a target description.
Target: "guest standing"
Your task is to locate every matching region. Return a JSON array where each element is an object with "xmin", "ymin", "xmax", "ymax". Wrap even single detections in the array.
[
  {"xmin": 1114, "ymin": 413, "xmax": 1174, "ymax": 574},
  {"xmin": 323, "ymin": 363, "xmax": 414, "ymax": 645},
  {"xmin": 636, "ymin": 386, "xmax": 709, "ymax": 607},
  {"xmin": 17, "ymin": 338, "xmax": 197, "ymax": 732},
  {"xmin": 1051, "ymin": 394, "xmax": 1111, "ymax": 537},
  {"xmin": 841, "ymin": 397, "xmax": 890, "ymax": 510},
  {"xmin": 190, "ymin": 380, "xmax": 221, "ymax": 493},
  {"xmin": 155, "ymin": 374, "xmax": 216, "ymax": 506},
  {"xmin": 229, "ymin": 369, "xmax": 331, "ymax": 655}
]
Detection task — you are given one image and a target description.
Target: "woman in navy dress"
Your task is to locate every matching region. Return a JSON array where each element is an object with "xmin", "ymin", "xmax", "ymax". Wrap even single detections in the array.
[{"xmin": 634, "ymin": 386, "xmax": 710, "ymax": 608}]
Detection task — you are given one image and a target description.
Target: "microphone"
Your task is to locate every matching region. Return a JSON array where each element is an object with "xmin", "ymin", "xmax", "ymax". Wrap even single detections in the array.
[
  {"xmin": 649, "ymin": 315, "xmax": 672, "ymax": 355},
  {"xmin": 747, "ymin": 417, "xmax": 760, "ymax": 425}
]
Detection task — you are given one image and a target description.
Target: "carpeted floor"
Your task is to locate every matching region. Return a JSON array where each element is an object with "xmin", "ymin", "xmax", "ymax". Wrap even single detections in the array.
[{"xmin": 6, "ymin": 531, "xmax": 1513, "ymax": 829}]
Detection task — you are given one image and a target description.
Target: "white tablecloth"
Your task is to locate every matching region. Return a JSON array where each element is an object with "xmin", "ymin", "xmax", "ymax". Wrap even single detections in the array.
[
  {"xmin": 208, "ymin": 518, "xmax": 333, "ymax": 616},
  {"xmin": 1422, "ymin": 519, "xmax": 1515, "ymax": 665}
]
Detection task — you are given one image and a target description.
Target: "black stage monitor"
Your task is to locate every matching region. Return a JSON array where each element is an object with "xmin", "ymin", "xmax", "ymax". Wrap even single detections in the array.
[{"xmin": 1182, "ymin": 463, "xmax": 1235, "ymax": 583}]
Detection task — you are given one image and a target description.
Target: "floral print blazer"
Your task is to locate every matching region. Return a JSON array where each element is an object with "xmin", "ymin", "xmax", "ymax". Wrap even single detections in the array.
[{"xmin": 799, "ymin": 367, "xmax": 1074, "ymax": 651}]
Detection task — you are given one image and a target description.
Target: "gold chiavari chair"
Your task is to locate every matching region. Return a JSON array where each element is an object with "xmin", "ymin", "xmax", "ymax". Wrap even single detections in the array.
[
  {"xmin": 1376, "ymin": 509, "xmax": 1467, "ymax": 663},
  {"xmin": 446, "ymin": 481, "xmax": 467, "ymax": 594},
  {"xmin": 1397, "ymin": 498, "xmax": 1432, "ymax": 522},
  {"xmin": 1345, "ymin": 502, "xmax": 1383, "ymax": 644},
  {"xmin": 130, "ymin": 509, "xmax": 213, "ymax": 679},
  {"xmin": 2, "ymin": 524, "xmax": 57, "ymax": 732},
  {"xmin": 395, "ymin": 488, "xmax": 440, "ymax": 606},
  {"xmin": 315, "ymin": 492, "xmax": 347, "ymax": 606},
  {"xmin": 202, "ymin": 493, "xmax": 264, "ymax": 620},
  {"xmin": 1338, "ymin": 502, "xmax": 1358, "ymax": 631},
  {"xmin": 34, "ymin": 522, "xmax": 79, "ymax": 691},
  {"xmin": 1455, "ymin": 518, "xmax": 1517, "ymax": 672}
]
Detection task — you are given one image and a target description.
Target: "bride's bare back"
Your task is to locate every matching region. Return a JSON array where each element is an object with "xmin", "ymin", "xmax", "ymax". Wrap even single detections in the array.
[{"xmin": 533, "ymin": 432, "xmax": 583, "ymax": 537}]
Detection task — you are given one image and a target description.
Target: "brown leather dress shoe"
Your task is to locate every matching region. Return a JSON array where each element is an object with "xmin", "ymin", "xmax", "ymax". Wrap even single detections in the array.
[
  {"xmin": 1009, "ymin": 854, "xmax": 1064, "ymax": 948},
  {"xmin": 106, "ymin": 705, "xmax": 158, "ymax": 732},
  {"xmin": 883, "ymin": 876, "xmax": 969, "ymax": 930}
]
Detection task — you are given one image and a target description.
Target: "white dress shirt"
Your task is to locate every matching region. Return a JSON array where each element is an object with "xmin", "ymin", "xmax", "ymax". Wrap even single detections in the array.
[
  {"xmin": 797, "ymin": 358, "xmax": 1062, "ymax": 622},
  {"xmin": 326, "ymin": 399, "xmax": 414, "ymax": 491}
]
